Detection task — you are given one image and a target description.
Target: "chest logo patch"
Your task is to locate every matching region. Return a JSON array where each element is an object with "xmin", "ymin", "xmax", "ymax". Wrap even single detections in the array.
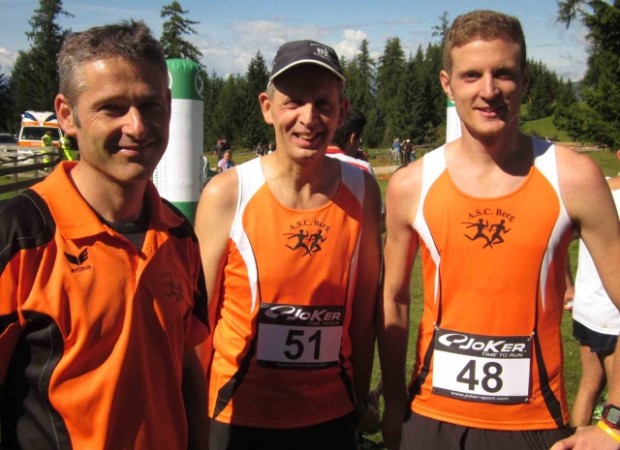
[
  {"xmin": 160, "ymin": 271, "xmax": 184, "ymax": 302},
  {"xmin": 462, "ymin": 208, "xmax": 516, "ymax": 249},
  {"xmin": 65, "ymin": 248, "xmax": 92, "ymax": 273},
  {"xmin": 283, "ymin": 219, "xmax": 331, "ymax": 257}
]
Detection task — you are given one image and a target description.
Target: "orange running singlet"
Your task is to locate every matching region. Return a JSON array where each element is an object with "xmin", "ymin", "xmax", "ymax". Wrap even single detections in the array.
[
  {"xmin": 206, "ymin": 158, "xmax": 366, "ymax": 428},
  {"xmin": 410, "ymin": 138, "xmax": 573, "ymax": 430}
]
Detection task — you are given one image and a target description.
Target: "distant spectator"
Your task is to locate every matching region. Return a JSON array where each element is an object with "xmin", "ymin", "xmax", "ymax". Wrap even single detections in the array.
[{"xmin": 217, "ymin": 149, "xmax": 235, "ymax": 172}]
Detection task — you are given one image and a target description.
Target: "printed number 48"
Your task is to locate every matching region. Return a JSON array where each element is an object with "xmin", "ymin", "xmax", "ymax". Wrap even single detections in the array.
[
  {"xmin": 456, "ymin": 360, "xmax": 503, "ymax": 393},
  {"xmin": 284, "ymin": 329, "xmax": 322, "ymax": 360}
]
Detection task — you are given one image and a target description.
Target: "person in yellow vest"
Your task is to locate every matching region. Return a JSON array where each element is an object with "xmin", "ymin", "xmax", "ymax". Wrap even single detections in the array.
[
  {"xmin": 41, "ymin": 131, "xmax": 53, "ymax": 147},
  {"xmin": 59, "ymin": 135, "xmax": 74, "ymax": 161},
  {"xmin": 41, "ymin": 130, "xmax": 54, "ymax": 165}
]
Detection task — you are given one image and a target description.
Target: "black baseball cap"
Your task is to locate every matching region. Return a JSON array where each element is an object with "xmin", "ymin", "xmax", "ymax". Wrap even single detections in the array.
[{"xmin": 269, "ymin": 40, "xmax": 345, "ymax": 84}]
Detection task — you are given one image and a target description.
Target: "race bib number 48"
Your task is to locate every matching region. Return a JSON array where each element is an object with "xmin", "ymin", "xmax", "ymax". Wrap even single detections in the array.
[
  {"xmin": 257, "ymin": 303, "xmax": 344, "ymax": 369},
  {"xmin": 432, "ymin": 329, "xmax": 531, "ymax": 404}
]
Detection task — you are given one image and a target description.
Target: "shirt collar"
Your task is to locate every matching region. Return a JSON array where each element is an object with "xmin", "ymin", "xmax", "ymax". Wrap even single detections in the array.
[{"xmin": 34, "ymin": 162, "xmax": 184, "ymax": 240}]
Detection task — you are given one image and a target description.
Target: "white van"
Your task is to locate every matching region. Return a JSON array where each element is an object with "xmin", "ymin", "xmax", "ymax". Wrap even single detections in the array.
[{"xmin": 18, "ymin": 111, "xmax": 63, "ymax": 148}]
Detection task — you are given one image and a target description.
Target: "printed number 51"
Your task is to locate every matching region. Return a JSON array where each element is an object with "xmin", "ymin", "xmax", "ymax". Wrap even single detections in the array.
[{"xmin": 284, "ymin": 329, "xmax": 322, "ymax": 360}]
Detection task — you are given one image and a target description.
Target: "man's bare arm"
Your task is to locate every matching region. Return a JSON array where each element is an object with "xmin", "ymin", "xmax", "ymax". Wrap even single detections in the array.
[{"xmin": 378, "ymin": 163, "xmax": 422, "ymax": 450}]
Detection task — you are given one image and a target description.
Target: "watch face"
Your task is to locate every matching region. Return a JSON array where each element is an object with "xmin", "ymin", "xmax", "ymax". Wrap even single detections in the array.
[{"xmin": 605, "ymin": 405, "xmax": 620, "ymax": 425}]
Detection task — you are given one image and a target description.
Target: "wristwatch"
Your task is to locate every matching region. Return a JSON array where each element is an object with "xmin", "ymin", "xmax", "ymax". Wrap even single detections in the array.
[{"xmin": 602, "ymin": 404, "xmax": 620, "ymax": 429}]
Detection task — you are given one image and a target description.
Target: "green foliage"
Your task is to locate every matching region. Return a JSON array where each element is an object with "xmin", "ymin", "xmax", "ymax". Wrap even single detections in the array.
[
  {"xmin": 10, "ymin": 0, "xmax": 70, "ymax": 123},
  {"xmin": 237, "ymin": 51, "xmax": 272, "ymax": 148},
  {"xmin": 376, "ymin": 38, "xmax": 406, "ymax": 145},
  {"xmin": 160, "ymin": 1, "xmax": 203, "ymax": 63},
  {"xmin": 0, "ymin": 71, "xmax": 13, "ymax": 131},
  {"xmin": 210, "ymin": 75, "xmax": 245, "ymax": 147},
  {"xmin": 557, "ymin": 0, "xmax": 620, "ymax": 148},
  {"xmin": 525, "ymin": 59, "xmax": 561, "ymax": 120},
  {"xmin": 203, "ymin": 71, "xmax": 224, "ymax": 150},
  {"xmin": 343, "ymin": 40, "xmax": 380, "ymax": 147}
]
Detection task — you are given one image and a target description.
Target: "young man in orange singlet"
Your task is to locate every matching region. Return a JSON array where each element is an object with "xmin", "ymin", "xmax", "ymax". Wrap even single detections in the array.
[
  {"xmin": 379, "ymin": 9, "xmax": 620, "ymax": 450},
  {"xmin": 195, "ymin": 40, "xmax": 382, "ymax": 449}
]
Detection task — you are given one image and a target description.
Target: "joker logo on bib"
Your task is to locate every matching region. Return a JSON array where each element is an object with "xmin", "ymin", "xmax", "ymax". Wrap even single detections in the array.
[
  {"xmin": 257, "ymin": 303, "xmax": 344, "ymax": 369},
  {"xmin": 432, "ymin": 329, "xmax": 532, "ymax": 404}
]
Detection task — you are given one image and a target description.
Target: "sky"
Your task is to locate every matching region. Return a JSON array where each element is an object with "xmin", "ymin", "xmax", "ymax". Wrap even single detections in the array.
[{"xmin": 0, "ymin": 0, "xmax": 590, "ymax": 81}]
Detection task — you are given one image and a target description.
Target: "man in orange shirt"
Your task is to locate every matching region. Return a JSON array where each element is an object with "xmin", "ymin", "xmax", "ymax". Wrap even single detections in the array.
[
  {"xmin": 379, "ymin": 9, "xmax": 620, "ymax": 450},
  {"xmin": 0, "ymin": 21, "xmax": 208, "ymax": 449},
  {"xmin": 195, "ymin": 40, "xmax": 382, "ymax": 449}
]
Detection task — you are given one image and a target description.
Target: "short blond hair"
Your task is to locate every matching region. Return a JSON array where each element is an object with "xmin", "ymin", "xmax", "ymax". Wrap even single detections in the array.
[{"xmin": 444, "ymin": 10, "xmax": 527, "ymax": 73}]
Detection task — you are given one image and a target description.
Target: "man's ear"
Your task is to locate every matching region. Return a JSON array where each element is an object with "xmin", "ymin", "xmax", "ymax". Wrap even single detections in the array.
[
  {"xmin": 258, "ymin": 92, "xmax": 273, "ymax": 125},
  {"xmin": 55, "ymin": 94, "xmax": 78, "ymax": 137},
  {"xmin": 440, "ymin": 70, "xmax": 454, "ymax": 100},
  {"xmin": 348, "ymin": 132, "xmax": 358, "ymax": 148}
]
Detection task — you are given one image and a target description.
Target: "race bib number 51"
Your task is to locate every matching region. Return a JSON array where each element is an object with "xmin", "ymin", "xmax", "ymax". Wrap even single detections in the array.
[
  {"xmin": 432, "ymin": 329, "xmax": 531, "ymax": 404},
  {"xmin": 257, "ymin": 303, "xmax": 344, "ymax": 369}
]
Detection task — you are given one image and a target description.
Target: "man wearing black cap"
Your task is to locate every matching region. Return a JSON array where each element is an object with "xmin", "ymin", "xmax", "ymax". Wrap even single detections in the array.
[{"xmin": 195, "ymin": 40, "xmax": 382, "ymax": 449}]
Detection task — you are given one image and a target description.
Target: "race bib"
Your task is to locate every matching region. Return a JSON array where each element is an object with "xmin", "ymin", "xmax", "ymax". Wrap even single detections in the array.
[
  {"xmin": 432, "ymin": 329, "xmax": 531, "ymax": 404},
  {"xmin": 257, "ymin": 303, "xmax": 344, "ymax": 369}
]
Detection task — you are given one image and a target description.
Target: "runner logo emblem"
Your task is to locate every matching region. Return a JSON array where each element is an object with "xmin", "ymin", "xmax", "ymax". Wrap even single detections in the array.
[
  {"xmin": 284, "ymin": 219, "xmax": 330, "ymax": 257},
  {"xmin": 462, "ymin": 208, "xmax": 516, "ymax": 249}
]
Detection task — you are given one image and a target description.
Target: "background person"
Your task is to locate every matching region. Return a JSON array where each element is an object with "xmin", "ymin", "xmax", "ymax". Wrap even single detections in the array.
[
  {"xmin": 0, "ymin": 21, "xmax": 208, "ymax": 449},
  {"xmin": 326, "ymin": 107, "xmax": 374, "ymax": 175},
  {"xmin": 379, "ymin": 9, "xmax": 620, "ymax": 450},
  {"xmin": 570, "ymin": 171, "xmax": 620, "ymax": 427},
  {"xmin": 217, "ymin": 149, "xmax": 235, "ymax": 172},
  {"xmin": 195, "ymin": 39, "xmax": 382, "ymax": 450}
]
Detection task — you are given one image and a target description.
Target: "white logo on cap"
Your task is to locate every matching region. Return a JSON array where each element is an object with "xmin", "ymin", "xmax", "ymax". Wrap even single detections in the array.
[{"xmin": 314, "ymin": 47, "xmax": 329, "ymax": 60}]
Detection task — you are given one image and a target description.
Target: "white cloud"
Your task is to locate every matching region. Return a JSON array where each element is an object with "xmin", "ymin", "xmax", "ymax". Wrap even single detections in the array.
[
  {"xmin": 197, "ymin": 19, "xmax": 337, "ymax": 76},
  {"xmin": 0, "ymin": 47, "xmax": 17, "ymax": 74},
  {"xmin": 335, "ymin": 29, "xmax": 368, "ymax": 61}
]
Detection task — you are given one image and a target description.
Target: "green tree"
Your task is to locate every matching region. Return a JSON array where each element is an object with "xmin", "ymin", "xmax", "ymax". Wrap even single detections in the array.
[
  {"xmin": 10, "ymin": 0, "xmax": 71, "ymax": 118},
  {"xmin": 343, "ymin": 40, "xmax": 380, "ymax": 146},
  {"xmin": 0, "ymin": 70, "xmax": 14, "ymax": 131},
  {"xmin": 431, "ymin": 11, "xmax": 450, "ymax": 43},
  {"xmin": 557, "ymin": 0, "xmax": 620, "ymax": 147},
  {"xmin": 238, "ymin": 51, "xmax": 271, "ymax": 148},
  {"xmin": 525, "ymin": 59, "xmax": 560, "ymax": 120},
  {"xmin": 160, "ymin": 1, "xmax": 203, "ymax": 63},
  {"xmin": 211, "ymin": 75, "xmax": 245, "ymax": 147},
  {"xmin": 376, "ymin": 37, "xmax": 406, "ymax": 145},
  {"xmin": 203, "ymin": 71, "xmax": 224, "ymax": 152},
  {"xmin": 393, "ymin": 53, "xmax": 418, "ymax": 142}
]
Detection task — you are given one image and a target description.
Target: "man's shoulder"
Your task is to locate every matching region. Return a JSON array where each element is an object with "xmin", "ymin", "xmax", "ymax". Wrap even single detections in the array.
[{"xmin": 0, "ymin": 191, "xmax": 55, "ymax": 266}]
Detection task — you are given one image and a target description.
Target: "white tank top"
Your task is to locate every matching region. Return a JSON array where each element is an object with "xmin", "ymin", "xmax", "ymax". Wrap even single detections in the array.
[{"xmin": 572, "ymin": 188, "xmax": 620, "ymax": 335}]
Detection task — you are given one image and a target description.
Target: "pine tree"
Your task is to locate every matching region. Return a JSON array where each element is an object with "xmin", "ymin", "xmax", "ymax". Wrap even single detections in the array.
[
  {"xmin": 376, "ymin": 38, "xmax": 406, "ymax": 145},
  {"xmin": 211, "ymin": 75, "xmax": 244, "ymax": 147},
  {"xmin": 343, "ymin": 39, "xmax": 380, "ymax": 146},
  {"xmin": 160, "ymin": 1, "xmax": 203, "ymax": 63},
  {"xmin": 0, "ymin": 70, "xmax": 14, "ymax": 131},
  {"xmin": 557, "ymin": 0, "xmax": 620, "ymax": 147},
  {"xmin": 203, "ymin": 71, "xmax": 224, "ymax": 153},
  {"xmin": 525, "ymin": 60, "xmax": 560, "ymax": 120},
  {"xmin": 10, "ymin": 0, "xmax": 70, "ymax": 118},
  {"xmin": 238, "ymin": 51, "xmax": 271, "ymax": 148}
]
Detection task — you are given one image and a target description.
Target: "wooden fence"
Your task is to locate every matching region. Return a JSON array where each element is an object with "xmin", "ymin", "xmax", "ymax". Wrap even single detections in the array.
[{"xmin": 0, "ymin": 146, "xmax": 62, "ymax": 196}]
